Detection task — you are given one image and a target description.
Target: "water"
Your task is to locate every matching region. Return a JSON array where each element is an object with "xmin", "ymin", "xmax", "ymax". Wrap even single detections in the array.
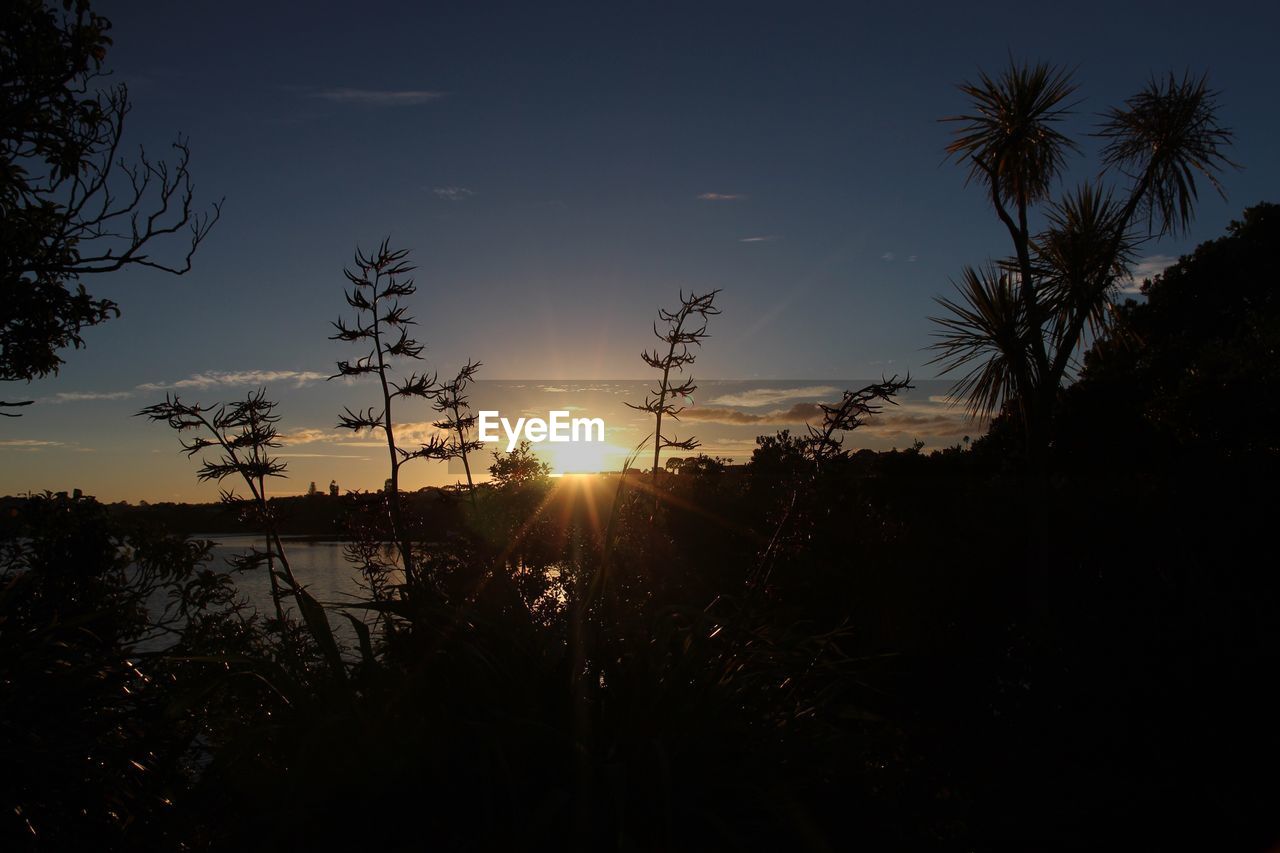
[
  {"xmin": 202, "ymin": 534, "xmax": 373, "ymax": 611},
  {"xmin": 194, "ymin": 535, "xmax": 397, "ymax": 646}
]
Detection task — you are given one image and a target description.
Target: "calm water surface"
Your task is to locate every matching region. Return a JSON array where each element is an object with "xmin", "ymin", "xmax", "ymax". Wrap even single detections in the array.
[{"xmin": 199, "ymin": 535, "xmax": 393, "ymax": 634}]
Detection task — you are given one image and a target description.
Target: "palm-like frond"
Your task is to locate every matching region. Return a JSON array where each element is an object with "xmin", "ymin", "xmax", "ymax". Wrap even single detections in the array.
[
  {"xmin": 928, "ymin": 265, "xmax": 1030, "ymax": 421},
  {"xmin": 1036, "ymin": 183, "xmax": 1134, "ymax": 351},
  {"xmin": 944, "ymin": 60, "xmax": 1080, "ymax": 206},
  {"xmin": 1098, "ymin": 72, "xmax": 1236, "ymax": 237}
]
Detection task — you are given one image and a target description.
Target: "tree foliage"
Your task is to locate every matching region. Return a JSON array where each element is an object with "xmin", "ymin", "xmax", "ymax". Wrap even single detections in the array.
[
  {"xmin": 488, "ymin": 438, "xmax": 551, "ymax": 489},
  {"xmin": 1057, "ymin": 202, "xmax": 1280, "ymax": 460},
  {"xmin": 0, "ymin": 0, "xmax": 220, "ymax": 392},
  {"xmin": 931, "ymin": 61, "xmax": 1235, "ymax": 460}
]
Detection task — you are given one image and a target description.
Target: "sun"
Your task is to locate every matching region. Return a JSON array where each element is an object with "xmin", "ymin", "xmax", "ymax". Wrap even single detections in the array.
[{"xmin": 544, "ymin": 440, "xmax": 629, "ymax": 476}]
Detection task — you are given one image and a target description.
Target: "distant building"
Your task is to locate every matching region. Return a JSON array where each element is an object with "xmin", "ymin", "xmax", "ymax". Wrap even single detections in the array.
[{"xmin": 329, "ymin": 480, "xmax": 339, "ymax": 497}]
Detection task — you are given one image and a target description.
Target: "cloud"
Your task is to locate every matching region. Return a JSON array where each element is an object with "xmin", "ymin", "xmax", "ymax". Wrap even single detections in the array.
[
  {"xmin": 296, "ymin": 421, "xmax": 449, "ymax": 449},
  {"xmin": 681, "ymin": 437, "xmax": 767, "ymax": 457},
  {"xmin": 313, "ymin": 87, "xmax": 444, "ymax": 106},
  {"xmin": 681, "ymin": 402, "xmax": 825, "ymax": 425},
  {"xmin": 907, "ymin": 255, "xmax": 918, "ymax": 263},
  {"xmin": 0, "ymin": 439, "xmax": 65, "ymax": 449},
  {"xmin": 697, "ymin": 192, "xmax": 746, "ymax": 201},
  {"xmin": 684, "ymin": 408, "xmax": 971, "ymax": 437},
  {"xmin": 281, "ymin": 420, "xmax": 448, "ymax": 449},
  {"xmin": 707, "ymin": 386, "xmax": 840, "ymax": 407},
  {"xmin": 280, "ymin": 428, "xmax": 347, "ymax": 446},
  {"xmin": 1120, "ymin": 254, "xmax": 1177, "ymax": 294},
  {"xmin": 278, "ymin": 453, "xmax": 371, "ymax": 459},
  {"xmin": 31, "ymin": 372, "xmax": 326, "ymax": 406},
  {"xmin": 137, "ymin": 370, "xmax": 328, "ymax": 393},
  {"xmin": 682, "ymin": 394, "xmax": 975, "ymax": 438},
  {"xmin": 41, "ymin": 390, "xmax": 133, "ymax": 404},
  {"xmin": 881, "ymin": 252, "xmax": 896, "ymax": 262},
  {"xmin": 740, "ymin": 235, "xmax": 780, "ymax": 243},
  {"xmin": 433, "ymin": 186, "xmax": 474, "ymax": 201},
  {"xmin": 393, "ymin": 421, "xmax": 450, "ymax": 446},
  {"xmin": 860, "ymin": 411, "xmax": 970, "ymax": 438}
]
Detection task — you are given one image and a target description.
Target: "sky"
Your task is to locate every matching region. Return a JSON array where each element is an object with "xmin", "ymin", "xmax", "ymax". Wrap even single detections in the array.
[{"xmin": 3, "ymin": 0, "xmax": 1279, "ymax": 501}]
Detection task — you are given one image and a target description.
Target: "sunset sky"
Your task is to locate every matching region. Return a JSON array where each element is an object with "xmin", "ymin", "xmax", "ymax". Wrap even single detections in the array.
[{"xmin": 3, "ymin": 0, "xmax": 1278, "ymax": 501}]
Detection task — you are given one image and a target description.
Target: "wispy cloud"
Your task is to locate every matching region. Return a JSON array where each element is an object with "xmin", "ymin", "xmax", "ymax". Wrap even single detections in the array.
[
  {"xmin": 881, "ymin": 252, "xmax": 896, "ymax": 262},
  {"xmin": 852, "ymin": 400, "xmax": 977, "ymax": 439},
  {"xmin": 689, "ymin": 437, "xmax": 771, "ymax": 456},
  {"xmin": 40, "ymin": 390, "xmax": 133, "ymax": 404},
  {"xmin": 740, "ymin": 235, "xmax": 780, "ymax": 243},
  {"xmin": 33, "ymin": 371, "xmax": 327, "ymax": 405},
  {"xmin": 137, "ymin": 370, "xmax": 328, "ymax": 393},
  {"xmin": 1120, "ymin": 254, "xmax": 1177, "ymax": 294},
  {"xmin": 697, "ymin": 192, "xmax": 746, "ymax": 201},
  {"xmin": 282, "ymin": 421, "xmax": 447, "ymax": 449},
  {"xmin": 860, "ymin": 410, "xmax": 971, "ymax": 439},
  {"xmin": 433, "ymin": 186, "xmax": 474, "ymax": 201},
  {"xmin": 0, "ymin": 439, "xmax": 65, "ymax": 449},
  {"xmin": 686, "ymin": 406, "xmax": 971, "ymax": 437},
  {"xmin": 391, "ymin": 421, "xmax": 448, "ymax": 447},
  {"xmin": 707, "ymin": 386, "xmax": 840, "ymax": 407},
  {"xmin": 278, "ymin": 453, "xmax": 371, "ymax": 459},
  {"xmin": 682, "ymin": 395, "xmax": 974, "ymax": 438},
  {"xmin": 313, "ymin": 87, "xmax": 444, "ymax": 106},
  {"xmin": 681, "ymin": 401, "xmax": 825, "ymax": 425},
  {"xmin": 280, "ymin": 428, "xmax": 347, "ymax": 446}
]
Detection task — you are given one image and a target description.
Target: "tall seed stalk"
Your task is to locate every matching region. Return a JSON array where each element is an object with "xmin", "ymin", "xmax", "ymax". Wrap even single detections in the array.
[
  {"xmin": 429, "ymin": 360, "xmax": 484, "ymax": 505},
  {"xmin": 627, "ymin": 289, "xmax": 721, "ymax": 501},
  {"xmin": 330, "ymin": 239, "xmax": 445, "ymax": 584}
]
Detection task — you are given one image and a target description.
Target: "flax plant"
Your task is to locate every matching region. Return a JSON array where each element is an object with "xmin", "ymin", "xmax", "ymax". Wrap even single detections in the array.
[
  {"xmin": 137, "ymin": 390, "xmax": 344, "ymax": 674},
  {"xmin": 330, "ymin": 239, "xmax": 447, "ymax": 583},
  {"xmin": 626, "ymin": 289, "xmax": 721, "ymax": 498},
  {"xmin": 429, "ymin": 359, "xmax": 484, "ymax": 504}
]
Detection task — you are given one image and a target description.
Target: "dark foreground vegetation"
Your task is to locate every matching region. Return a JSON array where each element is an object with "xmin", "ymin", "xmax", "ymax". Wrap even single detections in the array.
[
  {"xmin": 3, "ymin": 0, "xmax": 1278, "ymax": 847},
  {"xmin": 3, "ymin": 205, "xmax": 1279, "ymax": 850}
]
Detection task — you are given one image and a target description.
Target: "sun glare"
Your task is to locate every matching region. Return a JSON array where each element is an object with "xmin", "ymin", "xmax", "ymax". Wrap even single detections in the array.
[{"xmin": 544, "ymin": 440, "xmax": 629, "ymax": 476}]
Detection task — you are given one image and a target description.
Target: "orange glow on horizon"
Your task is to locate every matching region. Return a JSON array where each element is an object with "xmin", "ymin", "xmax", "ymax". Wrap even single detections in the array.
[{"xmin": 542, "ymin": 440, "xmax": 630, "ymax": 476}]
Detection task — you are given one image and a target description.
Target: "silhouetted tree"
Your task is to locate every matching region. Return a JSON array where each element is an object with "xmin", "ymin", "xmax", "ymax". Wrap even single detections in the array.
[
  {"xmin": 0, "ymin": 0, "xmax": 221, "ymax": 412},
  {"xmin": 488, "ymin": 439, "xmax": 551, "ymax": 489},
  {"xmin": 626, "ymin": 289, "xmax": 721, "ymax": 496},
  {"xmin": 930, "ymin": 61, "xmax": 1235, "ymax": 465},
  {"xmin": 330, "ymin": 239, "xmax": 446, "ymax": 583},
  {"xmin": 429, "ymin": 359, "xmax": 484, "ymax": 503},
  {"xmin": 752, "ymin": 378, "xmax": 912, "ymax": 584},
  {"xmin": 1056, "ymin": 202, "xmax": 1280, "ymax": 461},
  {"xmin": 801, "ymin": 376, "xmax": 913, "ymax": 463},
  {"xmin": 137, "ymin": 390, "xmax": 343, "ymax": 673}
]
